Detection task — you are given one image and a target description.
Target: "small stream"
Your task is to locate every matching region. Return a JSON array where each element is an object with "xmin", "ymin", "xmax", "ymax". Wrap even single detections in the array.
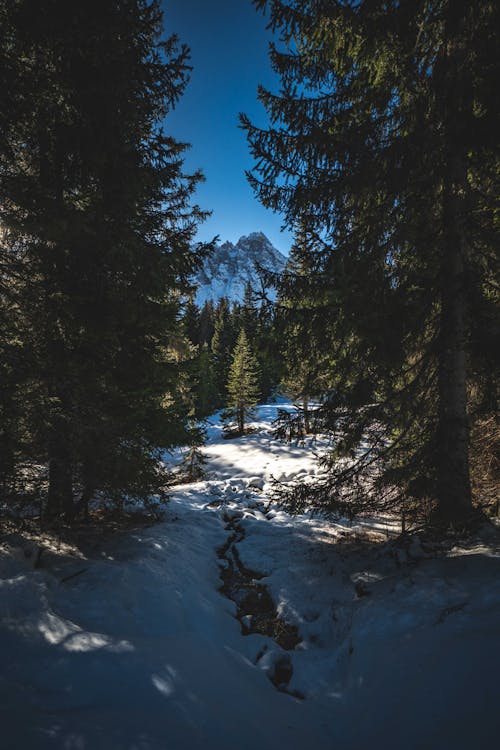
[{"xmin": 216, "ymin": 497, "xmax": 303, "ymax": 697}]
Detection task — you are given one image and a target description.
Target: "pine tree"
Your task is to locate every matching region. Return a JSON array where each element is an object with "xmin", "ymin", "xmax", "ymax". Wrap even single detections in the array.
[
  {"xmin": 242, "ymin": 0, "xmax": 499, "ymax": 525},
  {"xmin": 278, "ymin": 225, "xmax": 330, "ymax": 435},
  {"xmin": 240, "ymin": 282, "xmax": 259, "ymax": 337},
  {"xmin": 224, "ymin": 329, "xmax": 261, "ymax": 434},
  {"xmin": 180, "ymin": 444, "xmax": 207, "ymax": 482},
  {"xmin": 193, "ymin": 344, "xmax": 218, "ymax": 418},
  {"xmin": 198, "ymin": 300, "xmax": 216, "ymax": 346},
  {"xmin": 0, "ymin": 0, "xmax": 209, "ymax": 520},
  {"xmin": 179, "ymin": 423, "xmax": 207, "ymax": 481},
  {"xmin": 238, "ymin": 282, "xmax": 274, "ymax": 398},
  {"xmin": 255, "ymin": 300, "xmax": 283, "ymax": 401},
  {"xmin": 211, "ymin": 298, "xmax": 237, "ymax": 407}
]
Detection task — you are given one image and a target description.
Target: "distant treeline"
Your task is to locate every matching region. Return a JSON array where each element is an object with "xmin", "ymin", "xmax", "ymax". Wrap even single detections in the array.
[{"xmin": 183, "ymin": 287, "xmax": 283, "ymax": 418}]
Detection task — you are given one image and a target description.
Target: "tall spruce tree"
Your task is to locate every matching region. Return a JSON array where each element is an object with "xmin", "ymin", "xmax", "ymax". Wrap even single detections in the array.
[
  {"xmin": 198, "ymin": 299, "xmax": 216, "ymax": 346},
  {"xmin": 278, "ymin": 225, "xmax": 331, "ymax": 435},
  {"xmin": 242, "ymin": 0, "xmax": 499, "ymax": 524},
  {"xmin": 224, "ymin": 329, "xmax": 261, "ymax": 434},
  {"xmin": 193, "ymin": 344, "xmax": 218, "ymax": 418},
  {"xmin": 240, "ymin": 282, "xmax": 259, "ymax": 338},
  {"xmin": 239, "ymin": 282, "xmax": 274, "ymax": 398},
  {"xmin": 0, "ymin": 0, "xmax": 208, "ymax": 519},
  {"xmin": 183, "ymin": 299, "xmax": 201, "ymax": 346},
  {"xmin": 211, "ymin": 297, "xmax": 237, "ymax": 407}
]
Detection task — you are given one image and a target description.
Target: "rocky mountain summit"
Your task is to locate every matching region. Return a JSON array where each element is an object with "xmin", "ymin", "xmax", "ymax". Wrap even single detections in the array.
[{"xmin": 193, "ymin": 232, "xmax": 287, "ymax": 305}]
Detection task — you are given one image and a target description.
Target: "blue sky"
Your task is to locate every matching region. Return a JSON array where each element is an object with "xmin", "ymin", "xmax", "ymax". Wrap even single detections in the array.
[{"xmin": 161, "ymin": 0, "xmax": 293, "ymax": 255}]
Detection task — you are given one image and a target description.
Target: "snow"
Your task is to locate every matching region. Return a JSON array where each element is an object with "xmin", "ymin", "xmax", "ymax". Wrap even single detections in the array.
[
  {"xmin": 193, "ymin": 232, "xmax": 287, "ymax": 305},
  {"xmin": 1, "ymin": 400, "xmax": 500, "ymax": 748}
]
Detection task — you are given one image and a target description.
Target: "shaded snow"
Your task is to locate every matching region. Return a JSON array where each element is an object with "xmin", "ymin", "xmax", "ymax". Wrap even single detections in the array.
[{"xmin": 1, "ymin": 400, "xmax": 500, "ymax": 749}]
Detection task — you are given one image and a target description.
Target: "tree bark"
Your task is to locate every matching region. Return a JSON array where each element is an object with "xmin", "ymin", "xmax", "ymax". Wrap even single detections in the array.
[
  {"xmin": 437, "ymin": 180, "xmax": 472, "ymax": 518},
  {"xmin": 435, "ymin": 0, "xmax": 473, "ymax": 520},
  {"xmin": 303, "ymin": 395, "xmax": 311, "ymax": 434},
  {"xmin": 238, "ymin": 405, "xmax": 245, "ymax": 435}
]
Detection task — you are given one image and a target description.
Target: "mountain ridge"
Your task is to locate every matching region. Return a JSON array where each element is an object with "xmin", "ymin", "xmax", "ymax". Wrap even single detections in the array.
[{"xmin": 193, "ymin": 231, "xmax": 287, "ymax": 305}]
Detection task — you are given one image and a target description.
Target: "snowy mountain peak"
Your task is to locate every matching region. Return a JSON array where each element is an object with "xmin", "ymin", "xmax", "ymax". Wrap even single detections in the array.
[
  {"xmin": 194, "ymin": 232, "xmax": 287, "ymax": 306},
  {"xmin": 238, "ymin": 231, "xmax": 269, "ymax": 244}
]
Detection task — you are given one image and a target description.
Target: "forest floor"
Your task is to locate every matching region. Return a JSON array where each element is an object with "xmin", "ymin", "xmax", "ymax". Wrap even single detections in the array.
[{"xmin": 1, "ymin": 400, "xmax": 500, "ymax": 749}]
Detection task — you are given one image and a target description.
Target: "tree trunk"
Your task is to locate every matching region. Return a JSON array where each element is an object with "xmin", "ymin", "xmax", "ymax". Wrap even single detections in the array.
[
  {"xmin": 303, "ymin": 396, "xmax": 310, "ymax": 434},
  {"xmin": 435, "ymin": 0, "xmax": 472, "ymax": 521},
  {"xmin": 437, "ymin": 187, "xmax": 472, "ymax": 519}
]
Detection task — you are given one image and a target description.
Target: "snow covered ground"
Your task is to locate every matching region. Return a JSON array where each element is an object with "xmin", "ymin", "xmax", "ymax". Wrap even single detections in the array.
[{"xmin": 1, "ymin": 401, "xmax": 500, "ymax": 749}]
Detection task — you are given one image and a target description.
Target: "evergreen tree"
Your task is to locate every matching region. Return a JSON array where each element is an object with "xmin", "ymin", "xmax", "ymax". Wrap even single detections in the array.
[
  {"xmin": 211, "ymin": 297, "xmax": 237, "ymax": 407},
  {"xmin": 240, "ymin": 282, "xmax": 259, "ymax": 337},
  {"xmin": 179, "ymin": 424, "xmax": 207, "ymax": 481},
  {"xmin": 198, "ymin": 299, "xmax": 216, "ymax": 346},
  {"xmin": 238, "ymin": 281, "xmax": 284, "ymax": 399},
  {"xmin": 180, "ymin": 443, "xmax": 207, "ymax": 482},
  {"xmin": 0, "ymin": 0, "xmax": 208, "ymax": 519},
  {"xmin": 254, "ymin": 300, "xmax": 283, "ymax": 400},
  {"xmin": 193, "ymin": 344, "xmax": 218, "ymax": 418},
  {"xmin": 278, "ymin": 225, "xmax": 330, "ymax": 435},
  {"xmin": 224, "ymin": 329, "xmax": 261, "ymax": 434},
  {"xmin": 242, "ymin": 0, "xmax": 499, "ymax": 525},
  {"xmin": 183, "ymin": 299, "xmax": 201, "ymax": 346}
]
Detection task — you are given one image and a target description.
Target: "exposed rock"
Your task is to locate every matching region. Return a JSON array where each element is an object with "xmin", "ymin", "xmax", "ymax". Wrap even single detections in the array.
[{"xmin": 193, "ymin": 232, "xmax": 287, "ymax": 305}]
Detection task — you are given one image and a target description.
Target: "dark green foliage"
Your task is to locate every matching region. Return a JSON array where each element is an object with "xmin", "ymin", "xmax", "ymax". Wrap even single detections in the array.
[
  {"xmin": 239, "ymin": 283, "xmax": 259, "ymax": 337},
  {"xmin": 180, "ymin": 444, "xmax": 207, "ymax": 482},
  {"xmin": 198, "ymin": 300, "xmax": 216, "ymax": 347},
  {"xmin": 183, "ymin": 300, "xmax": 202, "ymax": 347},
  {"xmin": 193, "ymin": 344, "xmax": 219, "ymax": 418},
  {"xmin": 211, "ymin": 298, "xmax": 238, "ymax": 407},
  {"xmin": 178, "ymin": 423, "xmax": 207, "ymax": 482},
  {"xmin": 278, "ymin": 225, "xmax": 331, "ymax": 435},
  {"xmin": 241, "ymin": 283, "xmax": 284, "ymax": 398},
  {"xmin": 224, "ymin": 329, "xmax": 261, "ymax": 434},
  {"xmin": 0, "ymin": 0, "xmax": 209, "ymax": 520},
  {"xmin": 254, "ymin": 299, "xmax": 284, "ymax": 400},
  {"xmin": 243, "ymin": 0, "xmax": 499, "ymax": 525},
  {"xmin": 182, "ymin": 290, "xmax": 284, "ymax": 418}
]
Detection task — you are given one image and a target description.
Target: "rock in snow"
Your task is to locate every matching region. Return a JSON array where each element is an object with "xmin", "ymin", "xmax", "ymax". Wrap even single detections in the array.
[{"xmin": 247, "ymin": 476, "xmax": 265, "ymax": 491}]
